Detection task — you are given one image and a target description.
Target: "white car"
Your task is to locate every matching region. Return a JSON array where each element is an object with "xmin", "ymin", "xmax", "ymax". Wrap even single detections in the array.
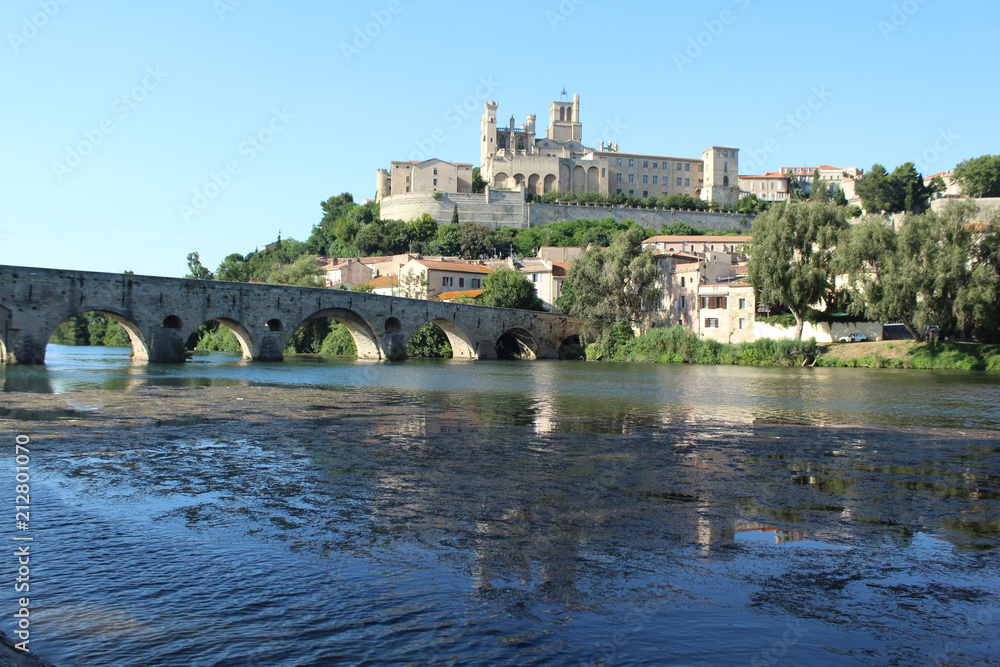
[{"xmin": 838, "ymin": 332, "xmax": 868, "ymax": 343}]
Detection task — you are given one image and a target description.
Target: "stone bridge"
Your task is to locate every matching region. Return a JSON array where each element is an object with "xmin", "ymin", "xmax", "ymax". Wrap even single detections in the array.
[{"xmin": 0, "ymin": 265, "xmax": 582, "ymax": 364}]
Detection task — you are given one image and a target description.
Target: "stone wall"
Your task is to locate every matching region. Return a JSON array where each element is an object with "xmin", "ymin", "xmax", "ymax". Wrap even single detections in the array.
[
  {"xmin": 753, "ymin": 320, "xmax": 883, "ymax": 343},
  {"xmin": 380, "ymin": 189, "xmax": 754, "ymax": 232}
]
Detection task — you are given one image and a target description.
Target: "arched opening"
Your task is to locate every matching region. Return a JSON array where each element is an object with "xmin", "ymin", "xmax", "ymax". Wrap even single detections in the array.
[
  {"xmin": 514, "ymin": 173, "xmax": 525, "ymax": 188},
  {"xmin": 558, "ymin": 334, "xmax": 585, "ymax": 360},
  {"xmin": 543, "ymin": 174, "xmax": 557, "ymax": 193},
  {"xmin": 587, "ymin": 166, "xmax": 600, "ymax": 192},
  {"xmin": 46, "ymin": 309, "xmax": 149, "ymax": 362},
  {"xmin": 162, "ymin": 315, "xmax": 182, "ymax": 329},
  {"xmin": 424, "ymin": 318, "xmax": 476, "ymax": 359},
  {"xmin": 185, "ymin": 318, "xmax": 256, "ymax": 359},
  {"xmin": 559, "ymin": 163, "xmax": 571, "ymax": 192},
  {"xmin": 495, "ymin": 328, "xmax": 537, "ymax": 360},
  {"xmin": 527, "ymin": 174, "xmax": 540, "ymax": 195},
  {"xmin": 0, "ymin": 305, "xmax": 9, "ymax": 363},
  {"xmin": 560, "ymin": 107, "xmax": 565, "ymax": 121},
  {"xmin": 292, "ymin": 308, "xmax": 381, "ymax": 360},
  {"xmin": 385, "ymin": 317, "xmax": 401, "ymax": 333},
  {"xmin": 572, "ymin": 165, "xmax": 586, "ymax": 194},
  {"xmin": 723, "ymin": 175, "xmax": 730, "ymax": 187},
  {"xmin": 516, "ymin": 138, "xmax": 525, "ymax": 151},
  {"xmin": 406, "ymin": 322, "xmax": 452, "ymax": 358},
  {"xmin": 265, "ymin": 319, "xmax": 283, "ymax": 332},
  {"xmin": 282, "ymin": 317, "xmax": 356, "ymax": 356},
  {"xmin": 494, "ymin": 172, "xmax": 509, "ymax": 189}
]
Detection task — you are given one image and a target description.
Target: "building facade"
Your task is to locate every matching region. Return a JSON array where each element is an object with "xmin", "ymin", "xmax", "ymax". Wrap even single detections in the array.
[
  {"xmin": 738, "ymin": 172, "xmax": 790, "ymax": 202},
  {"xmin": 376, "ymin": 159, "xmax": 473, "ymax": 201}
]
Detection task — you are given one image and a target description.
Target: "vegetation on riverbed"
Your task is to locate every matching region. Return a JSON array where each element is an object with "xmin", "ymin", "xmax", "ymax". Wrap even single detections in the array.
[{"xmin": 814, "ymin": 340, "xmax": 1000, "ymax": 371}]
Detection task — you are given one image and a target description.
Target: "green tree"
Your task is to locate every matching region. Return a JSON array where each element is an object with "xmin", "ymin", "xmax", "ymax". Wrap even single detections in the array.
[
  {"xmin": 216, "ymin": 253, "xmax": 249, "ymax": 282},
  {"xmin": 891, "ymin": 162, "xmax": 932, "ymax": 214},
  {"xmin": 406, "ymin": 322, "xmax": 452, "ymax": 357},
  {"xmin": 450, "ymin": 204, "xmax": 459, "ymax": 225},
  {"xmin": 408, "ymin": 213, "xmax": 438, "ymax": 245},
  {"xmin": 457, "ymin": 223, "xmax": 491, "ymax": 259},
  {"xmin": 185, "ymin": 252, "xmax": 214, "ymax": 280},
  {"xmin": 265, "ymin": 254, "xmax": 323, "ymax": 286},
  {"xmin": 557, "ymin": 226, "xmax": 660, "ymax": 339},
  {"xmin": 953, "ymin": 155, "xmax": 1000, "ymax": 198},
  {"xmin": 661, "ymin": 220, "xmax": 699, "ymax": 236},
  {"xmin": 471, "ymin": 167, "xmax": 487, "ymax": 194},
  {"xmin": 746, "ymin": 201, "xmax": 846, "ymax": 339},
  {"xmin": 480, "ymin": 267, "xmax": 545, "ymax": 311}
]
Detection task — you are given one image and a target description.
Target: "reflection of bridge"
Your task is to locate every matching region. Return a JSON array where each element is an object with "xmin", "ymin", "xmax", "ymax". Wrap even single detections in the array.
[{"xmin": 0, "ymin": 266, "xmax": 581, "ymax": 364}]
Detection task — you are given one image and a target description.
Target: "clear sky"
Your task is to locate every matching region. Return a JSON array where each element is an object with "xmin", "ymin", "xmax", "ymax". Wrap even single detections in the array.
[{"xmin": 2, "ymin": 0, "xmax": 998, "ymax": 278}]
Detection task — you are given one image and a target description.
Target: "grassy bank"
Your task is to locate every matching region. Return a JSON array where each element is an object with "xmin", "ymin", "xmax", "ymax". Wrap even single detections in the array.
[
  {"xmin": 591, "ymin": 326, "xmax": 818, "ymax": 366},
  {"xmin": 815, "ymin": 340, "xmax": 1000, "ymax": 371},
  {"xmin": 587, "ymin": 326, "xmax": 1000, "ymax": 371}
]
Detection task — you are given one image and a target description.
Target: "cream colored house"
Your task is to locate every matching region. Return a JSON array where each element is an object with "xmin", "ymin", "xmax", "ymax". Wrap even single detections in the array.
[
  {"xmin": 376, "ymin": 159, "xmax": 473, "ymax": 200},
  {"xmin": 320, "ymin": 258, "xmax": 373, "ymax": 289},
  {"xmin": 780, "ymin": 165, "xmax": 864, "ymax": 202},
  {"xmin": 739, "ymin": 172, "xmax": 789, "ymax": 202},
  {"xmin": 396, "ymin": 258, "xmax": 492, "ymax": 299},
  {"xmin": 697, "ymin": 282, "xmax": 756, "ymax": 344}
]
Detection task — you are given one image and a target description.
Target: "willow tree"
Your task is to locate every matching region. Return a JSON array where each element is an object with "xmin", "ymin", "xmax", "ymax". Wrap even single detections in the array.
[
  {"xmin": 557, "ymin": 226, "xmax": 659, "ymax": 341},
  {"xmin": 746, "ymin": 200, "xmax": 846, "ymax": 339}
]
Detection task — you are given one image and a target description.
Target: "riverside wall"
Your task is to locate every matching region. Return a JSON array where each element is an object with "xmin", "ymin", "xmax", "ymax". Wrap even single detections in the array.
[{"xmin": 379, "ymin": 190, "xmax": 754, "ymax": 232}]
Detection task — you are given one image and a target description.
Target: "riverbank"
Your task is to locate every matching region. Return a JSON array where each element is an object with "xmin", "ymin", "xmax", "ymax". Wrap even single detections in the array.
[
  {"xmin": 815, "ymin": 340, "xmax": 1000, "ymax": 371},
  {"xmin": 587, "ymin": 326, "xmax": 1000, "ymax": 372}
]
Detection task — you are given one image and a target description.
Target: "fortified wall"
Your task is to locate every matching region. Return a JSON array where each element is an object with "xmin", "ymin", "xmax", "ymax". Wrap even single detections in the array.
[{"xmin": 379, "ymin": 190, "xmax": 754, "ymax": 232}]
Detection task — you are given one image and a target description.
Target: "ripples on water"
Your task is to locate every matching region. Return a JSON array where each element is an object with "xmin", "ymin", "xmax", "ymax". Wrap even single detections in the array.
[{"xmin": 3, "ymin": 346, "xmax": 1000, "ymax": 665}]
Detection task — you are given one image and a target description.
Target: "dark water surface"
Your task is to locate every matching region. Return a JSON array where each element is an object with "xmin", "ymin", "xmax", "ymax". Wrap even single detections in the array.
[{"xmin": 1, "ymin": 345, "xmax": 999, "ymax": 666}]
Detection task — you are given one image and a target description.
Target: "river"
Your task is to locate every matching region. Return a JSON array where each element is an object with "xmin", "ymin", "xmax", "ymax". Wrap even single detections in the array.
[{"xmin": 1, "ymin": 344, "xmax": 998, "ymax": 666}]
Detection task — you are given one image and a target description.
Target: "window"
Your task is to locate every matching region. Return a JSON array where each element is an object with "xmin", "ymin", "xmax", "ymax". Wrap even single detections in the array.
[
  {"xmin": 653, "ymin": 176, "xmax": 658, "ymax": 185},
  {"xmin": 724, "ymin": 161, "xmax": 729, "ymax": 173},
  {"xmin": 700, "ymin": 296, "xmax": 727, "ymax": 309},
  {"xmin": 629, "ymin": 174, "xmax": 634, "ymax": 183},
  {"xmin": 629, "ymin": 159, "xmax": 635, "ymax": 167},
  {"xmin": 723, "ymin": 151, "xmax": 729, "ymax": 158},
  {"xmin": 617, "ymin": 173, "xmax": 622, "ymax": 183},
  {"xmin": 602, "ymin": 168, "xmax": 606, "ymax": 177},
  {"xmin": 653, "ymin": 162, "xmax": 658, "ymax": 169},
  {"xmin": 643, "ymin": 175, "xmax": 648, "ymax": 184},
  {"xmin": 685, "ymin": 178, "xmax": 690, "ymax": 187},
  {"xmin": 676, "ymin": 162, "xmax": 683, "ymax": 170},
  {"xmin": 704, "ymin": 318, "xmax": 719, "ymax": 328},
  {"xmin": 629, "ymin": 189, "xmax": 634, "ymax": 195},
  {"xmin": 433, "ymin": 168, "xmax": 438, "ymax": 175},
  {"xmin": 677, "ymin": 177, "xmax": 683, "ymax": 186},
  {"xmin": 739, "ymin": 318, "xmax": 746, "ymax": 330},
  {"xmin": 458, "ymin": 277, "xmax": 465, "ymax": 288},
  {"xmin": 433, "ymin": 178, "xmax": 438, "ymax": 186},
  {"xmin": 616, "ymin": 188, "xmax": 622, "ymax": 194},
  {"xmin": 442, "ymin": 277, "xmax": 453, "ymax": 287},
  {"xmin": 685, "ymin": 163, "xmax": 690, "ymax": 172},
  {"xmin": 739, "ymin": 298, "xmax": 746, "ymax": 309},
  {"xmin": 617, "ymin": 158, "xmax": 622, "ymax": 166},
  {"xmin": 643, "ymin": 160, "xmax": 648, "ymax": 168},
  {"xmin": 471, "ymin": 278, "xmax": 481, "ymax": 288},
  {"xmin": 643, "ymin": 190, "xmax": 648, "ymax": 197},
  {"xmin": 531, "ymin": 273, "xmax": 539, "ymax": 282},
  {"xmin": 680, "ymin": 277, "xmax": 685, "ymax": 287},
  {"xmin": 680, "ymin": 296, "xmax": 686, "ymax": 308}
]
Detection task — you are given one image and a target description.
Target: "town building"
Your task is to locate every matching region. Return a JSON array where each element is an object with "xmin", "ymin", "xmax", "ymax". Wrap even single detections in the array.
[
  {"xmin": 320, "ymin": 258, "xmax": 373, "ymax": 289},
  {"xmin": 780, "ymin": 165, "xmax": 864, "ymax": 201},
  {"xmin": 482, "ymin": 256, "xmax": 569, "ymax": 313},
  {"xmin": 376, "ymin": 159, "xmax": 473, "ymax": 201},
  {"xmin": 396, "ymin": 258, "xmax": 493, "ymax": 299},
  {"xmin": 738, "ymin": 172, "xmax": 790, "ymax": 202},
  {"xmin": 925, "ymin": 170, "xmax": 962, "ymax": 200}
]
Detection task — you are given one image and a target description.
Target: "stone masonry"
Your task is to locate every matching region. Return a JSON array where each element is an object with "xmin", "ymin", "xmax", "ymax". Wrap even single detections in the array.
[{"xmin": 0, "ymin": 266, "xmax": 581, "ymax": 364}]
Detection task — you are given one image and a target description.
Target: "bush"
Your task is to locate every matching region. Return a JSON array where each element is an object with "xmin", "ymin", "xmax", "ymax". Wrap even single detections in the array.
[{"xmin": 319, "ymin": 324, "xmax": 357, "ymax": 356}]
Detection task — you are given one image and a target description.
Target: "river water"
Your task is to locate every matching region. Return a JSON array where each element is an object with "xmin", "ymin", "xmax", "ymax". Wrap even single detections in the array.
[{"xmin": 1, "ymin": 345, "xmax": 999, "ymax": 666}]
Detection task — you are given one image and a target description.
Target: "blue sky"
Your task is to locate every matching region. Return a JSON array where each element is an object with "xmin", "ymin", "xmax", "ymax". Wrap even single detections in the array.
[{"xmin": 2, "ymin": 0, "xmax": 998, "ymax": 277}]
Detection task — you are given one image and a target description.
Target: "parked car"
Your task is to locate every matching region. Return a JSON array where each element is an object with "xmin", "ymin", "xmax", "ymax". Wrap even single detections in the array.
[{"xmin": 838, "ymin": 332, "xmax": 868, "ymax": 343}]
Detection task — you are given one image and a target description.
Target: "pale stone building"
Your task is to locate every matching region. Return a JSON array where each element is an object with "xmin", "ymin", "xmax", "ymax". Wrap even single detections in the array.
[
  {"xmin": 320, "ymin": 258, "xmax": 373, "ymax": 289},
  {"xmin": 376, "ymin": 159, "xmax": 473, "ymax": 200},
  {"xmin": 697, "ymin": 283, "xmax": 756, "ymax": 344},
  {"xmin": 478, "ymin": 92, "xmax": 741, "ymax": 206},
  {"xmin": 739, "ymin": 172, "xmax": 790, "ymax": 202},
  {"xmin": 396, "ymin": 258, "xmax": 492, "ymax": 299},
  {"xmin": 780, "ymin": 165, "xmax": 864, "ymax": 202}
]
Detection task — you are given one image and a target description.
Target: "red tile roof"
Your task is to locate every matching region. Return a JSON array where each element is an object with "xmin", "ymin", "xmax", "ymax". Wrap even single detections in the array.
[
  {"xmin": 432, "ymin": 289, "xmax": 484, "ymax": 300},
  {"xmin": 412, "ymin": 259, "xmax": 493, "ymax": 274}
]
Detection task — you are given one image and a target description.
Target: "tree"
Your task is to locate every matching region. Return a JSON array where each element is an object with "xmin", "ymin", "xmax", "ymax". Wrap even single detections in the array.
[
  {"xmin": 855, "ymin": 163, "xmax": 932, "ymax": 214},
  {"xmin": 407, "ymin": 213, "xmax": 438, "ymax": 245},
  {"xmin": 556, "ymin": 226, "xmax": 660, "ymax": 339},
  {"xmin": 785, "ymin": 170, "xmax": 807, "ymax": 201},
  {"xmin": 480, "ymin": 268, "xmax": 545, "ymax": 311},
  {"xmin": 661, "ymin": 220, "xmax": 699, "ymax": 236},
  {"xmin": 471, "ymin": 167, "xmax": 487, "ymax": 194},
  {"xmin": 953, "ymin": 155, "xmax": 1000, "ymax": 198},
  {"xmin": 891, "ymin": 162, "xmax": 932, "ymax": 214},
  {"xmin": 186, "ymin": 252, "xmax": 213, "ymax": 280},
  {"xmin": 216, "ymin": 253, "xmax": 249, "ymax": 282},
  {"xmin": 745, "ymin": 200, "xmax": 846, "ymax": 339},
  {"xmin": 394, "ymin": 268, "xmax": 429, "ymax": 299},
  {"xmin": 457, "ymin": 223, "xmax": 491, "ymax": 259},
  {"xmin": 450, "ymin": 204, "xmax": 459, "ymax": 225}
]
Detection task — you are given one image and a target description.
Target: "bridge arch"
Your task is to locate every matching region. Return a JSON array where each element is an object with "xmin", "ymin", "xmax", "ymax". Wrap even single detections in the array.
[
  {"xmin": 425, "ymin": 318, "xmax": 476, "ymax": 359},
  {"xmin": 45, "ymin": 308, "xmax": 150, "ymax": 363},
  {"xmin": 184, "ymin": 317, "xmax": 258, "ymax": 360},
  {"xmin": 496, "ymin": 327, "xmax": 537, "ymax": 360},
  {"xmin": 0, "ymin": 304, "xmax": 9, "ymax": 363},
  {"xmin": 294, "ymin": 308, "xmax": 382, "ymax": 360}
]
